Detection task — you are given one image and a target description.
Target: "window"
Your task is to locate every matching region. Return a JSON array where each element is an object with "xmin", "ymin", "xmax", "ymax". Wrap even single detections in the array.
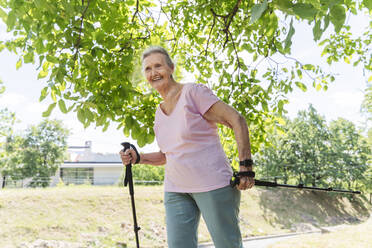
[{"xmin": 60, "ymin": 168, "xmax": 93, "ymax": 185}]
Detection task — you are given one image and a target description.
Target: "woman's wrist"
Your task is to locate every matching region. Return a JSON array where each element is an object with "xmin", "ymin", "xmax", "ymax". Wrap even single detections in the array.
[{"xmin": 239, "ymin": 165, "xmax": 253, "ymax": 172}]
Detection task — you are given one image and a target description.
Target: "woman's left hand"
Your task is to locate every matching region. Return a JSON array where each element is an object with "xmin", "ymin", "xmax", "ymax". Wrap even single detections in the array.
[{"xmin": 237, "ymin": 166, "xmax": 255, "ymax": 190}]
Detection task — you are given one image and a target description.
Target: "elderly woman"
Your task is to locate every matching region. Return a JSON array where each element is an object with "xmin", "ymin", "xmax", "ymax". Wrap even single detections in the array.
[{"xmin": 120, "ymin": 46, "xmax": 254, "ymax": 248}]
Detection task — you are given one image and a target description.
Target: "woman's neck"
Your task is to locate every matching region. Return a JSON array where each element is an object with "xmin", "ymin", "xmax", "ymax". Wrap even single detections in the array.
[{"xmin": 158, "ymin": 80, "xmax": 182, "ymax": 102}]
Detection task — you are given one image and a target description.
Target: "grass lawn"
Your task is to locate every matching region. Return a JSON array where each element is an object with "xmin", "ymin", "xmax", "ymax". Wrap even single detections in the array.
[
  {"xmin": 0, "ymin": 185, "xmax": 370, "ymax": 248},
  {"xmin": 269, "ymin": 215, "xmax": 372, "ymax": 248}
]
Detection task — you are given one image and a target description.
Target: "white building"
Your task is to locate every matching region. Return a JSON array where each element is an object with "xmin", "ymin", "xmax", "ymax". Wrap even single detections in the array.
[{"xmin": 53, "ymin": 141, "xmax": 124, "ymax": 186}]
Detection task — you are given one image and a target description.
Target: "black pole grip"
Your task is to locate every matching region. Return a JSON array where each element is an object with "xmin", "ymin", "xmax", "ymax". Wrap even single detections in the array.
[{"xmin": 121, "ymin": 142, "xmax": 133, "ymax": 194}]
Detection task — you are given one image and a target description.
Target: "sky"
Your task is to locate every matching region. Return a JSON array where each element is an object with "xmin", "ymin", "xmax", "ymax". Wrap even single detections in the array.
[{"xmin": 0, "ymin": 11, "xmax": 370, "ymax": 154}]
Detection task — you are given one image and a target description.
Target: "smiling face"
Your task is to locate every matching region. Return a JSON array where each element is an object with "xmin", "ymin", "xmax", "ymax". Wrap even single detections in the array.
[{"xmin": 143, "ymin": 52, "xmax": 174, "ymax": 90}]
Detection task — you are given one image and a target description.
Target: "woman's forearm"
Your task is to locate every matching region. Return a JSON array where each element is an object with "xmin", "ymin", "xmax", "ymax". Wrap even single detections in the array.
[
  {"xmin": 231, "ymin": 114, "xmax": 252, "ymax": 161},
  {"xmin": 139, "ymin": 151, "xmax": 166, "ymax": 166},
  {"xmin": 201, "ymin": 101, "xmax": 252, "ymax": 162}
]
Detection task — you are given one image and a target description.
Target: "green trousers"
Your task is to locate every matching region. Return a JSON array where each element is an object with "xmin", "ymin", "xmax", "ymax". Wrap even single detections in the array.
[{"xmin": 164, "ymin": 185, "xmax": 242, "ymax": 248}]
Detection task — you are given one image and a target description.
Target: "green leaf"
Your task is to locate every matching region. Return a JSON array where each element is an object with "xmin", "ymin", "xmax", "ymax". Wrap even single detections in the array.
[
  {"xmin": 297, "ymin": 69, "xmax": 303, "ymax": 79},
  {"xmin": 316, "ymin": 83, "xmax": 322, "ymax": 91},
  {"xmin": 38, "ymin": 70, "xmax": 48, "ymax": 79},
  {"xmin": 368, "ymin": 75, "xmax": 372, "ymax": 82},
  {"xmin": 253, "ymin": 53, "xmax": 258, "ymax": 62},
  {"xmin": 39, "ymin": 87, "xmax": 49, "ymax": 101},
  {"xmin": 0, "ymin": 7, "xmax": 7, "ymax": 22},
  {"xmin": 330, "ymin": 5, "xmax": 346, "ymax": 33},
  {"xmin": 363, "ymin": 0, "xmax": 372, "ymax": 11},
  {"xmin": 46, "ymin": 55, "xmax": 59, "ymax": 64},
  {"xmin": 51, "ymin": 89, "xmax": 57, "ymax": 102},
  {"xmin": 42, "ymin": 103, "xmax": 56, "ymax": 117},
  {"xmin": 284, "ymin": 19, "xmax": 295, "ymax": 52},
  {"xmin": 123, "ymin": 124, "xmax": 130, "ymax": 137},
  {"xmin": 24, "ymin": 52, "xmax": 34, "ymax": 64},
  {"xmin": 344, "ymin": 56, "xmax": 351, "ymax": 64},
  {"xmin": 138, "ymin": 132, "xmax": 146, "ymax": 148},
  {"xmin": 58, "ymin": 99, "xmax": 68, "ymax": 113},
  {"xmin": 261, "ymin": 101, "xmax": 269, "ymax": 112},
  {"xmin": 77, "ymin": 108, "xmax": 86, "ymax": 124},
  {"xmin": 16, "ymin": 59, "xmax": 22, "ymax": 70},
  {"xmin": 249, "ymin": 0, "xmax": 268, "ymax": 25},
  {"xmin": 251, "ymin": 69, "xmax": 258, "ymax": 78},
  {"xmin": 278, "ymin": 100, "xmax": 284, "ymax": 113},
  {"xmin": 323, "ymin": 15, "xmax": 330, "ymax": 32},
  {"xmin": 313, "ymin": 20, "xmax": 322, "ymax": 41},
  {"xmin": 295, "ymin": 81, "xmax": 307, "ymax": 92},
  {"xmin": 303, "ymin": 64, "xmax": 315, "ymax": 70},
  {"xmin": 273, "ymin": 0, "xmax": 293, "ymax": 11},
  {"xmin": 42, "ymin": 61, "xmax": 51, "ymax": 71},
  {"xmin": 102, "ymin": 122, "xmax": 109, "ymax": 132},
  {"xmin": 293, "ymin": 3, "xmax": 317, "ymax": 20},
  {"xmin": 6, "ymin": 11, "xmax": 16, "ymax": 29}
]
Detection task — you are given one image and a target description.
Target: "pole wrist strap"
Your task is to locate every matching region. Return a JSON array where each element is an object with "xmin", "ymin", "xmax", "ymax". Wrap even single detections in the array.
[{"xmin": 239, "ymin": 159, "xmax": 253, "ymax": 167}]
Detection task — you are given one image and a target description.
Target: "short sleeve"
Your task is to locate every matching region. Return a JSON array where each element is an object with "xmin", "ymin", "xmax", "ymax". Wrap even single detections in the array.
[{"xmin": 190, "ymin": 84, "xmax": 220, "ymax": 115}]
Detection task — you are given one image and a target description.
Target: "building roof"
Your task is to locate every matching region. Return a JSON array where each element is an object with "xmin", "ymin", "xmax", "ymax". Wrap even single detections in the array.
[{"xmin": 64, "ymin": 141, "xmax": 122, "ymax": 168}]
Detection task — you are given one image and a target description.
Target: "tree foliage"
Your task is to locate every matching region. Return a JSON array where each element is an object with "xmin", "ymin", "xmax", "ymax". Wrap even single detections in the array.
[
  {"xmin": 2, "ymin": 119, "xmax": 69, "ymax": 187},
  {"xmin": 0, "ymin": 108, "xmax": 16, "ymax": 138},
  {"xmin": 0, "ymin": 0, "xmax": 371, "ymax": 149},
  {"xmin": 329, "ymin": 118, "xmax": 370, "ymax": 189},
  {"xmin": 255, "ymin": 106, "xmax": 371, "ymax": 191}
]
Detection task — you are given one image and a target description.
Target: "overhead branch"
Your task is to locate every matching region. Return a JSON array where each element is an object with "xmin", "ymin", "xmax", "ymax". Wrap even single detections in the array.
[
  {"xmin": 224, "ymin": 0, "xmax": 242, "ymax": 34},
  {"xmin": 161, "ymin": 4, "xmax": 178, "ymax": 51},
  {"xmin": 132, "ymin": 0, "xmax": 140, "ymax": 23},
  {"xmin": 210, "ymin": 0, "xmax": 242, "ymax": 49},
  {"xmin": 73, "ymin": 0, "xmax": 91, "ymax": 66},
  {"xmin": 204, "ymin": 13, "xmax": 216, "ymax": 57},
  {"xmin": 119, "ymin": 1, "xmax": 152, "ymax": 53}
]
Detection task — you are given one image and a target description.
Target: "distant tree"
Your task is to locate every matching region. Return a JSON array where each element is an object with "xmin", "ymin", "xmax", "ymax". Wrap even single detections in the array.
[
  {"xmin": 0, "ymin": 81, "xmax": 17, "ymax": 187},
  {"xmin": 3, "ymin": 119, "xmax": 69, "ymax": 187},
  {"xmin": 360, "ymin": 85, "xmax": 372, "ymax": 193},
  {"xmin": 285, "ymin": 105, "xmax": 330, "ymax": 186},
  {"xmin": 0, "ymin": 81, "xmax": 16, "ymax": 138},
  {"xmin": 0, "ymin": 108, "xmax": 16, "ymax": 138},
  {"xmin": 329, "ymin": 118, "xmax": 370, "ymax": 190},
  {"xmin": 256, "ymin": 107, "xmax": 371, "ymax": 190},
  {"xmin": 361, "ymin": 85, "xmax": 372, "ymax": 145},
  {"xmin": 255, "ymin": 117, "xmax": 293, "ymax": 183}
]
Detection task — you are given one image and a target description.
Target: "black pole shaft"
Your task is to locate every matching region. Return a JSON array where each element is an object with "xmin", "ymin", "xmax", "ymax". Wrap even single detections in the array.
[
  {"xmin": 254, "ymin": 179, "xmax": 361, "ymax": 194},
  {"xmin": 127, "ymin": 165, "xmax": 140, "ymax": 248},
  {"xmin": 231, "ymin": 175, "xmax": 361, "ymax": 194},
  {"xmin": 122, "ymin": 143, "xmax": 140, "ymax": 248}
]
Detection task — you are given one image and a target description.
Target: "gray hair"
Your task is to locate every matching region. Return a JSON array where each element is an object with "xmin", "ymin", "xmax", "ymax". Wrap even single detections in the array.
[{"xmin": 142, "ymin": 46, "xmax": 174, "ymax": 69}]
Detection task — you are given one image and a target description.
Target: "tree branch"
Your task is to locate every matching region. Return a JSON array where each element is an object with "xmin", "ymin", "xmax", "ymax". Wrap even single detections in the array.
[
  {"xmin": 73, "ymin": 0, "xmax": 91, "ymax": 67},
  {"xmin": 132, "ymin": 0, "xmax": 140, "ymax": 23},
  {"xmin": 204, "ymin": 13, "xmax": 216, "ymax": 57},
  {"xmin": 210, "ymin": 0, "xmax": 242, "ymax": 49}
]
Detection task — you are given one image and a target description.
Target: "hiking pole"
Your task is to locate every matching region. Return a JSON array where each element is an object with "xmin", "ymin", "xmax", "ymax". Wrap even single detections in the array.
[
  {"xmin": 230, "ymin": 172, "xmax": 361, "ymax": 194},
  {"xmin": 121, "ymin": 142, "xmax": 141, "ymax": 248}
]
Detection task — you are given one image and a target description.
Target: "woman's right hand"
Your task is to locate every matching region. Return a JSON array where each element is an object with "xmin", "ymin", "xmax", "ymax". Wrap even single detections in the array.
[{"xmin": 119, "ymin": 148, "xmax": 138, "ymax": 166}]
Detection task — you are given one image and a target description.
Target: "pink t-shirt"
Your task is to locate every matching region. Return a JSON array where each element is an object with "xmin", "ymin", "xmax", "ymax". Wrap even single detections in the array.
[{"xmin": 154, "ymin": 83, "xmax": 233, "ymax": 193}]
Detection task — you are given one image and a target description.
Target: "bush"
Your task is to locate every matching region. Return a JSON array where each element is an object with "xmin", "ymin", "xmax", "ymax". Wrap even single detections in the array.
[{"xmin": 119, "ymin": 164, "xmax": 164, "ymax": 186}]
